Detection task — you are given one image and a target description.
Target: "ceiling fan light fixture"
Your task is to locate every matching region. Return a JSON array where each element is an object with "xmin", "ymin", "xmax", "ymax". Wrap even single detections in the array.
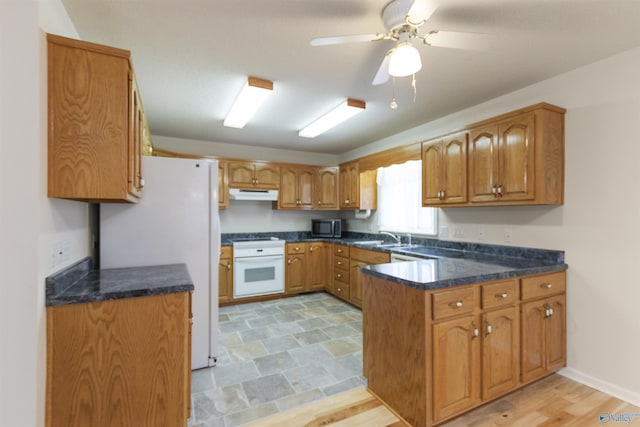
[
  {"xmin": 299, "ymin": 98, "xmax": 366, "ymax": 138},
  {"xmin": 388, "ymin": 42, "xmax": 422, "ymax": 77},
  {"xmin": 224, "ymin": 77, "xmax": 273, "ymax": 128}
]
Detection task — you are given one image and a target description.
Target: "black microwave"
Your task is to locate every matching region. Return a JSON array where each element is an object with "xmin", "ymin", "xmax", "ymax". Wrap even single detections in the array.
[{"xmin": 311, "ymin": 219, "xmax": 344, "ymax": 238}]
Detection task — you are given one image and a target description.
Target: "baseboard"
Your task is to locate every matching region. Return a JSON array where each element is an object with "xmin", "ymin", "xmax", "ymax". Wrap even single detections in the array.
[{"xmin": 558, "ymin": 367, "xmax": 640, "ymax": 407}]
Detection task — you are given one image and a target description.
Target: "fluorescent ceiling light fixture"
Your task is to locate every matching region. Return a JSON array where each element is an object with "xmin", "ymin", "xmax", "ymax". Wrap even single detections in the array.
[
  {"xmin": 224, "ymin": 77, "xmax": 273, "ymax": 128},
  {"xmin": 299, "ymin": 98, "xmax": 366, "ymax": 138},
  {"xmin": 388, "ymin": 42, "xmax": 422, "ymax": 77}
]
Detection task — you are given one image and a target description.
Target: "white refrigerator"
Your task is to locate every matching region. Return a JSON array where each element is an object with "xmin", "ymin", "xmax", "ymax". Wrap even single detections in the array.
[{"xmin": 100, "ymin": 156, "xmax": 220, "ymax": 370}]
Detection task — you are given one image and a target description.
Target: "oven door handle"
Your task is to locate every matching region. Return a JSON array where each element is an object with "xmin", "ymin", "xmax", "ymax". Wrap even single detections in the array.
[{"xmin": 235, "ymin": 255, "xmax": 283, "ymax": 264}]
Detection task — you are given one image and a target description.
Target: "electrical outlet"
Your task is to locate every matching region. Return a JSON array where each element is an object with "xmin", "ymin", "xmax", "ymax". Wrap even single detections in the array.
[
  {"xmin": 453, "ymin": 227, "xmax": 465, "ymax": 238},
  {"xmin": 504, "ymin": 229, "xmax": 513, "ymax": 243},
  {"xmin": 439, "ymin": 226, "xmax": 449, "ymax": 238},
  {"xmin": 477, "ymin": 228, "xmax": 486, "ymax": 241}
]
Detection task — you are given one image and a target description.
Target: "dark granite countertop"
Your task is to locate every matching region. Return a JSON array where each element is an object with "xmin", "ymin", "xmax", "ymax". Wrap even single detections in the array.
[
  {"xmin": 221, "ymin": 231, "xmax": 567, "ymax": 290},
  {"xmin": 46, "ymin": 258, "xmax": 194, "ymax": 307},
  {"xmin": 361, "ymin": 252, "xmax": 567, "ymax": 291}
]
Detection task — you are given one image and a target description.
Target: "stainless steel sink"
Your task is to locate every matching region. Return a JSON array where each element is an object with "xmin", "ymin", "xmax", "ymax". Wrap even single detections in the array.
[{"xmin": 352, "ymin": 240, "xmax": 384, "ymax": 245}]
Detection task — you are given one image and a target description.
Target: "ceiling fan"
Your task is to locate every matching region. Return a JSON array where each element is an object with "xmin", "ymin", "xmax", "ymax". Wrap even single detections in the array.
[{"xmin": 311, "ymin": 0, "xmax": 491, "ymax": 86}]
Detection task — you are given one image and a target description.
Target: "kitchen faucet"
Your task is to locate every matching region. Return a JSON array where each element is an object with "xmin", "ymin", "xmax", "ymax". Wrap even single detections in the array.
[{"xmin": 380, "ymin": 231, "xmax": 402, "ymax": 244}]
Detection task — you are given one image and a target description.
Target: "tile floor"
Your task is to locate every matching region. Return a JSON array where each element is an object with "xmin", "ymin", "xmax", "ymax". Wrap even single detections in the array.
[{"xmin": 189, "ymin": 292, "xmax": 366, "ymax": 427}]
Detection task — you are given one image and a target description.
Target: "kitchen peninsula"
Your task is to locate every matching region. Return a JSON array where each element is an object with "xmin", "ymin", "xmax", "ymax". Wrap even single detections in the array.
[{"xmin": 361, "ymin": 247, "xmax": 567, "ymax": 427}]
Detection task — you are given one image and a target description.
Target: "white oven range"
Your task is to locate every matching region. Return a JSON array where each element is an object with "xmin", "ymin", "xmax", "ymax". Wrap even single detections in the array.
[{"xmin": 232, "ymin": 239, "xmax": 285, "ymax": 298}]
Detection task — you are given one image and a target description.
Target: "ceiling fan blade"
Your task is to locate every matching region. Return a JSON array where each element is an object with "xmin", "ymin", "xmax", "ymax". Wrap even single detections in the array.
[
  {"xmin": 310, "ymin": 33, "xmax": 382, "ymax": 46},
  {"xmin": 425, "ymin": 31, "xmax": 495, "ymax": 51},
  {"xmin": 372, "ymin": 51, "xmax": 392, "ymax": 86},
  {"xmin": 407, "ymin": 0, "xmax": 438, "ymax": 26}
]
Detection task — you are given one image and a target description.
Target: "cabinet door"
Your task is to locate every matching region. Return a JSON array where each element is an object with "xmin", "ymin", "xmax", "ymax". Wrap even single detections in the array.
[
  {"xmin": 286, "ymin": 254, "xmax": 306, "ymax": 293},
  {"xmin": 307, "ymin": 242, "xmax": 329, "ymax": 290},
  {"xmin": 349, "ymin": 260, "xmax": 367, "ymax": 307},
  {"xmin": 520, "ymin": 299, "xmax": 547, "ymax": 383},
  {"xmin": 298, "ymin": 168, "xmax": 314, "ymax": 208},
  {"xmin": 545, "ymin": 294, "xmax": 566, "ymax": 372},
  {"xmin": 498, "ymin": 113, "xmax": 535, "ymax": 201},
  {"xmin": 469, "ymin": 125, "xmax": 500, "ymax": 203},
  {"xmin": 228, "ymin": 161, "xmax": 256, "ymax": 187},
  {"xmin": 218, "ymin": 254, "xmax": 233, "ymax": 304},
  {"xmin": 433, "ymin": 315, "xmax": 481, "ymax": 422},
  {"xmin": 339, "ymin": 163, "xmax": 359, "ymax": 209},
  {"xmin": 442, "ymin": 133, "xmax": 467, "ymax": 204},
  {"xmin": 315, "ymin": 166, "xmax": 339, "ymax": 209},
  {"xmin": 218, "ymin": 161, "xmax": 229, "ymax": 209},
  {"xmin": 254, "ymin": 163, "xmax": 280, "ymax": 189},
  {"xmin": 482, "ymin": 306, "xmax": 520, "ymax": 400},
  {"xmin": 279, "ymin": 167, "xmax": 299, "ymax": 208},
  {"xmin": 421, "ymin": 140, "xmax": 443, "ymax": 205}
]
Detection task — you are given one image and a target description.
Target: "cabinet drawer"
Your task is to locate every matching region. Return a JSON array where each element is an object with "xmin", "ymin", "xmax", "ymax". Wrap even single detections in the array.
[
  {"xmin": 350, "ymin": 247, "xmax": 390, "ymax": 264},
  {"xmin": 333, "ymin": 255, "xmax": 349, "ymax": 270},
  {"xmin": 220, "ymin": 246, "xmax": 232, "ymax": 258},
  {"xmin": 334, "ymin": 245, "xmax": 350, "ymax": 257},
  {"xmin": 287, "ymin": 242, "xmax": 308, "ymax": 254},
  {"xmin": 521, "ymin": 272, "xmax": 566, "ymax": 301},
  {"xmin": 334, "ymin": 282, "xmax": 350, "ymax": 299},
  {"xmin": 432, "ymin": 287, "xmax": 475, "ymax": 320},
  {"xmin": 482, "ymin": 280, "xmax": 518, "ymax": 309},
  {"xmin": 334, "ymin": 268, "xmax": 349, "ymax": 284}
]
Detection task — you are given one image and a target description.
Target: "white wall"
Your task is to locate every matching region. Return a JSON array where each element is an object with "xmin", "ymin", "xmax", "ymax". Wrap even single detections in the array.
[
  {"xmin": 349, "ymin": 48, "xmax": 640, "ymax": 405},
  {"xmin": 0, "ymin": 1, "xmax": 88, "ymax": 426}
]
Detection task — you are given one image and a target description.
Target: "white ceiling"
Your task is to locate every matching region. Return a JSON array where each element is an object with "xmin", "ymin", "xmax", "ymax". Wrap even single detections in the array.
[{"xmin": 61, "ymin": 0, "xmax": 640, "ymax": 154}]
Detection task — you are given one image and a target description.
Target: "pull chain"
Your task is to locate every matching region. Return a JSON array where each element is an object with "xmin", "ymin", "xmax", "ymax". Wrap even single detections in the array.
[
  {"xmin": 412, "ymin": 73, "xmax": 417, "ymax": 103},
  {"xmin": 390, "ymin": 76, "xmax": 398, "ymax": 110}
]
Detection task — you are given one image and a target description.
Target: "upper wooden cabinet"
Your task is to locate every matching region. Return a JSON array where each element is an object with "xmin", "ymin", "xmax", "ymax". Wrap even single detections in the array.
[
  {"xmin": 422, "ymin": 132, "xmax": 468, "ymax": 206},
  {"xmin": 218, "ymin": 160, "xmax": 229, "ymax": 209},
  {"xmin": 468, "ymin": 104, "xmax": 565, "ymax": 206},
  {"xmin": 278, "ymin": 166, "xmax": 314, "ymax": 209},
  {"xmin": 339, "ymin": 162, "xmax": 377, "ymax": 210},
  {"xmin": 315, "ymin": 166, "xmax": 339, "ymax": 210},
  {"xmin": 228, "ymin": 161, "xmax": 279, "ymax": 190},
  {"xmin": 47, "ymin": 34, "xmax": 149, "ymax": 203}
]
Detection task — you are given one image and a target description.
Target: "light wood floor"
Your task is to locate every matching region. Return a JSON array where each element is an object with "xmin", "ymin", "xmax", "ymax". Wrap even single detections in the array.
[{"xmin": 245, "ymin": 374, "xmax": 639, "ymax": 427}]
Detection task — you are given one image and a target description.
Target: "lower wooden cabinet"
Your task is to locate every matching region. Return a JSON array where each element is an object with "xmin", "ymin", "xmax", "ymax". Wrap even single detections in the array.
[
  {"xmin": 364, "ymin": 271, "xmax": 566, "ymax": 427},
  {"xmin": 286, "ymin": 243, "xmax": 308, "ymax": 293},
  {"xmin": 218, "ymin": 246, "xmax": 233, "ymax": 303},
  {"xmin": 349, "ymin": 247, "xmax": 390, "ymax": 307},
  {"xmin": 521, "ymin": 293, "xmax": 566, "ymax": 383},
  {"xmin": 46, "ymin": 292, "xmax": 191, "ymax": 427},
  {"xmin": 432, "ymin": 314, "xmax": 481, "ymax": 422},
  {"xmin": 307, "ymin": 242, "xmax": 330, "ymax": 291}
]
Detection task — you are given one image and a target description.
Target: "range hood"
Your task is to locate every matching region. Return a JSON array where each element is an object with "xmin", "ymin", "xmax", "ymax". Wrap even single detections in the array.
[{"xmin": 229, "ymin": 188, "xmax": 279, "ymax": 201}]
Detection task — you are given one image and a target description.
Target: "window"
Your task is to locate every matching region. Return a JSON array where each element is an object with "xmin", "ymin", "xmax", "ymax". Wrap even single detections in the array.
[{"xmin": 377, "ymin": 160, "xmax": 437, "ymax": 235}]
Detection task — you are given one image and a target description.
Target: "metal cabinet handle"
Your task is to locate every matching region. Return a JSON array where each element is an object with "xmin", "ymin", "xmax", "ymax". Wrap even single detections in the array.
[
  {"xmin": 337, "ymin": 261, "xmax": 342, "ymax": 265},
  {"xmin": 496, "ymin": 292, "xmax": 508, "ymax": 299},
  {"xmin": 226, "ymin": 263, "xmax": 231, "ymax": 270},
  {"xmin": 541, "ymin": 283, "xmax": 553, "ymax": 289},
  {"xmin": 337, "ymin": 287, "xmax": 342, "ymax": 292},
  {"xmin": 497, "ymin": 184, "xmax": 503, "ymax": 196},
  {"xmin": 336, "ymin": 273, "xmax": 342, "ymax": 278},
  {"xmin": 543, "ymin": 303, "xmax": 553, "ymax": 318},
  {"xmin": 337, "ymin": 249, "xmax": 343, "ymax": 253},
  {"xmin": 309, "ymin": 247, "xmax": 314, "ymax": 252},
  {"xmin": 294, "ymin": 247, "xmax": 300, "ymax": 251},
  {"xmin": 471, "ymin": 321, "xmax": 479, "ymax": 339},
  {"xmin": 485, "ymin": 321, "xmax": 493, "ymax": 335},
  {"xmin": 287, "ymin": 259, "xmax": 292, "ymax": 264},
  {"xmin": 449, "ymin": 300, "xmax": 463, "ymax": 308}
]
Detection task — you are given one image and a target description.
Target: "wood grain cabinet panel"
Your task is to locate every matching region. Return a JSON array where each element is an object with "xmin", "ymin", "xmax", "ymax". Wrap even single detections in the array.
[
  {"xmin": 482, "ymin": 306, "xmax": 520, "ymax": 400},
  {"xmin": 432, "ymin": 315, "xmax": 481, "ymax": 422},
  {"xmin": 279, "ymin": 166, "xmax": 314, "ymax": 209},
  {"xmin": 286, "ymin": 243, "xmax": 307, "ymax": 293},
  {"xmin": 218, "ymin": 160, "xmax": 229, "ymax": 209},
  {"xmin": 307, "ymin": 242, "xmax": 330, "ymax": 291},
  {"xmin": 349, "ymin": 248, "xmax": 390, "ymax": 308},
  {"xmin": 229, "ymin": 161, "xmax": 279, "ymax": 189},
  {"xmin": 46, "ymin": 293, "xmax": 191, "ymax": 427},
  {"xmin": 339, "ymin": 162, "xmax": 377, "ymax": 210},
  {"xmin": 47, "ymin": 34, "xmax": 147, "ymax": 203},
  {"xmin": 218, "ymin": 246, "xmax": 233, "ymax": 304},
  {"xmin": 314, "ymin": 166, "xmax": 339, "ymax": 210},
  {"xmin": 422, "ymin": 132, "xmax": 468, "ymax": 206},
  {"xmin": 467, "ymin": 104, "xmax": 565, "ymax": 206}
]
